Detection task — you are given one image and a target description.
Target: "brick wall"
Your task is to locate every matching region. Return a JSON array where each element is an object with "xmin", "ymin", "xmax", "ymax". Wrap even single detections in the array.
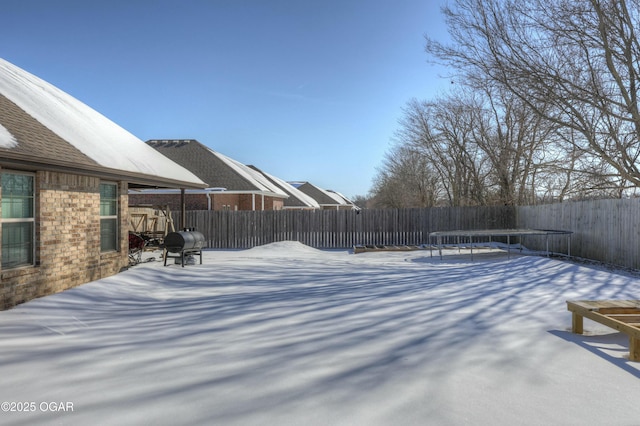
[
  {"xmin": 265, "ymin": 197, "xmax": 284, "ymax": 211},
  {"xmin": 210, "ymin": 193, "xmax": 240, "ymax": 210},
  {"xmin": 0, "ymin": 170, "xmax": 128, "ymax": 310}
]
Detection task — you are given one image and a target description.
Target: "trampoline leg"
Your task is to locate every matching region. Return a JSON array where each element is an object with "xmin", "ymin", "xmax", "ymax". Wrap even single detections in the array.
[
  {"xmin": 429, "ymin": 236, "xmax": 433, "ymax": 258},
  {"xmin": 546, "ymin": 235, "xmax": 550, "ymax": 257}
]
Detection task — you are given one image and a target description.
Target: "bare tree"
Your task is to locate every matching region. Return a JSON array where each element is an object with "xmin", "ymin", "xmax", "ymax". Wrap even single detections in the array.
[
  {"xmin": 396, "ymin": 96, "xmax": 489, "ymax": 206},
  {"xmin": 427, "ymin": 0, "xmax": 640, "ymax": 191},
  {"xmin": 370, "ymin": 144, "xmax": 441, "ymax": 208},
  {"xmin": 350, "ymin": 194, "xmax": 373, "ymax": 209},
  {"xmin": 390, "ymin": 89, "xmax": 557, "ymax": 206},
  {"xmin": 470, "ymin": 86, "xmax": 557, "ymax": 204}
]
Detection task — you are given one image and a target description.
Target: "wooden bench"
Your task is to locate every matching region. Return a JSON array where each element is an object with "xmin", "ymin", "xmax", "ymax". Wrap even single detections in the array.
[{"xmin": 567, "ymin": 300, "xmax": 640, "ymax": 362}]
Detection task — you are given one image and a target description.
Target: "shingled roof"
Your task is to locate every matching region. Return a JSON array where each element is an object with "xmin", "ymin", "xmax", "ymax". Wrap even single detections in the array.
[
  {"xmin": 146, "ymin": 139, "xmax": 287, "ymax": 196},
  {"xmin": 0, "ymin": 59, "xmax": 205, "ymax": 189},
  {"xmin": 0, "ymin": 93, "xmax": 98, "ymax": 168},
  {"xmin": 247, "ymin": 166, "xmax": 320, "ymax": 209},
  {"xmin": 289, "ymin": 181, "xmax": 358, "ymax": 209}
]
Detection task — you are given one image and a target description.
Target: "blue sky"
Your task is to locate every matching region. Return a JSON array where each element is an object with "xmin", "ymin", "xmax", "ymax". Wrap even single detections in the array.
[{"xmin": 1, "ymin": 0, "xmax": 451, "ymax": 197}]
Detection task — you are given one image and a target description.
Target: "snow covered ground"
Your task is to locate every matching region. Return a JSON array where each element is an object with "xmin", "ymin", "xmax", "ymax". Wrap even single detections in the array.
[{"xmin": 1, "ymin": 242, "xmax": 640, "ymax": 426}]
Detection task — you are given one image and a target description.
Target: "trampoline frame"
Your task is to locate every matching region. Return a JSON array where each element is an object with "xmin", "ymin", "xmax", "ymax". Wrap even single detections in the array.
[{"xmin": 428, "ymin": 228, "xmax": 573, "ymax": 260}]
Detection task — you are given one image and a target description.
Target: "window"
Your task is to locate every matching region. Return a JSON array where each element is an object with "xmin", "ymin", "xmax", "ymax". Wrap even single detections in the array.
[
  {"xmin": 100, "ymin": 182, "xmax": 118, "ymax": 252},
  {"xmin": 1, "ymin": 172, "xmax": 34, "ymax": 268}
]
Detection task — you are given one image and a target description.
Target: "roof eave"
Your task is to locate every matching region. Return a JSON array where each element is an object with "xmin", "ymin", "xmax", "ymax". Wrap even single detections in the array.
[{"xmin": 0, "ymin": 153, "xmax": 207, "ymax": 189}]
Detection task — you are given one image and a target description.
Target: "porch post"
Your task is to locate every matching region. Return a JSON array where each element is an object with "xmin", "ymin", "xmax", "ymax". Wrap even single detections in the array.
[{"xmin": 180, "ymin": 188, "xmax": 186, "ymax": 230}]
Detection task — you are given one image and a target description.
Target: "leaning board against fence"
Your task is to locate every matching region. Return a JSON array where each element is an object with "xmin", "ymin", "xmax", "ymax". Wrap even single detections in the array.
[{"xmin": 174, "ymin": 206, "xmax": 515, "ymax": 249}]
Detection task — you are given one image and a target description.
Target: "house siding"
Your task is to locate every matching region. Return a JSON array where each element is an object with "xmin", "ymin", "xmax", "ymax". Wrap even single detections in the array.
[{"xmin": 1, "ymin": 170, "xmax": 128, "ymax": 310}]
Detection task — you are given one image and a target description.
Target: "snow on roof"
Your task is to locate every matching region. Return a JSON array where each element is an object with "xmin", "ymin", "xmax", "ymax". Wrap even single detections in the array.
[
  {"xmin": 288, "ymin": 181, "xmax": 354, "ymax": 206},
  {"xmin": 323, "ymin": 188, "xmax": 349, "ymax": 205},
  {"xmin": 0, "ymin": 58, "xmax": 204, "ymax": 186},
  {"xmin": 255, "ymin": 169, "xmax": 320, "ymax": 208},
  {"xmin": 300, "ymin": 181, "xmax": 349, "ymax": 205},
  {"xmin": 0, "ymin": 123, "xmax": 17, "ymax": 148},
  {"xmin": 206, "ymin": 147, "xmax": 287, "ymax": 196},
  {"xmin": 327, "ymin": 189, "xmax": 356, "ymax": 205}
]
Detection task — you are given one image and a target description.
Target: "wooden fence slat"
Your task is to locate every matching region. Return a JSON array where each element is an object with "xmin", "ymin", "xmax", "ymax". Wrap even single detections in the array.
[{"xmin": 514, "ymin": 198, "xmax": 640, "ymax": 269}]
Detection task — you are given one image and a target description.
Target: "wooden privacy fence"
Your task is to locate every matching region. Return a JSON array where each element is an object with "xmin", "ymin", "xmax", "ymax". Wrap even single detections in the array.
[
  {"xmin": 167, "ymin": 199, "xmax": 640, "ymax": 270},
  {"xmin": 516, "ymin": 198, "xmax": 640, "ymax": 270},
  {"xmin": 173, "ymin": 206, "xmax": 515, "ymax": 249}
]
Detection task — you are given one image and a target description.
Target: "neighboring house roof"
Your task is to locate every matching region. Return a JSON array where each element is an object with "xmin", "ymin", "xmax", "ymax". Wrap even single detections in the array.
[
  {"xmin": 146, "ymin": 139, "xmax": 287, "ymax": 197},
  {"xmin": 247, "ymin": 166, "xmax": 320, "ymax": 209},
  {"xmin": 326, "ymin": 189, "xmax": 360, "ymax": 209},
  {"xmin": 288, "ymin": 181, "xmax": 358, "ymax": 209},
  {"xmin": 0, "ymin": 58, "xmax": 205, "ymax": 189}
]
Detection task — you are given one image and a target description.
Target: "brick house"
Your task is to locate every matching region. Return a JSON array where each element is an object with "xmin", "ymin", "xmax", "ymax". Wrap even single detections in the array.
[
  {"xmin": 129, "ymin": 139, "xmax": 289, "ymax": 211},
  {"xmin": 0, "ymin": 59, "xmax": 205, "ymax": 309},
  {"xmin": 288, "ymin": 181, "xmax": 359, "ymax": 210}
]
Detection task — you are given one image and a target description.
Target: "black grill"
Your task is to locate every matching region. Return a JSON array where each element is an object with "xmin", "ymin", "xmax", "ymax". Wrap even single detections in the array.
[{"xmin": 163, "ymin": 229, "xmax": 205, "ymax": 267}]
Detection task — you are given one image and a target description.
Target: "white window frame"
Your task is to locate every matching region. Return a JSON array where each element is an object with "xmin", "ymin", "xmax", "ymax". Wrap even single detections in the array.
[
  {"xmin": 1, "ymin": 171, "xmax": 35, "ymax": 268},
  {"xmin": 99, "ymin": 182, "xmax": 119, "ymax": 252}
]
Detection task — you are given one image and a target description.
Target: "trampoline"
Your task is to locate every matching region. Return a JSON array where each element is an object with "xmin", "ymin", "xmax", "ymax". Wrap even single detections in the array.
[{"xmin": 428, "ymin": 228, "xmax": 572, "ymax": 260}]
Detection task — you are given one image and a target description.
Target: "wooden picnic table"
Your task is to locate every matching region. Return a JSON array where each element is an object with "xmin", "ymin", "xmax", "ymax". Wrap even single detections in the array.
[{"xmin": 567, "ymin": 300, "xmax": 640, "ymax": 362}]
